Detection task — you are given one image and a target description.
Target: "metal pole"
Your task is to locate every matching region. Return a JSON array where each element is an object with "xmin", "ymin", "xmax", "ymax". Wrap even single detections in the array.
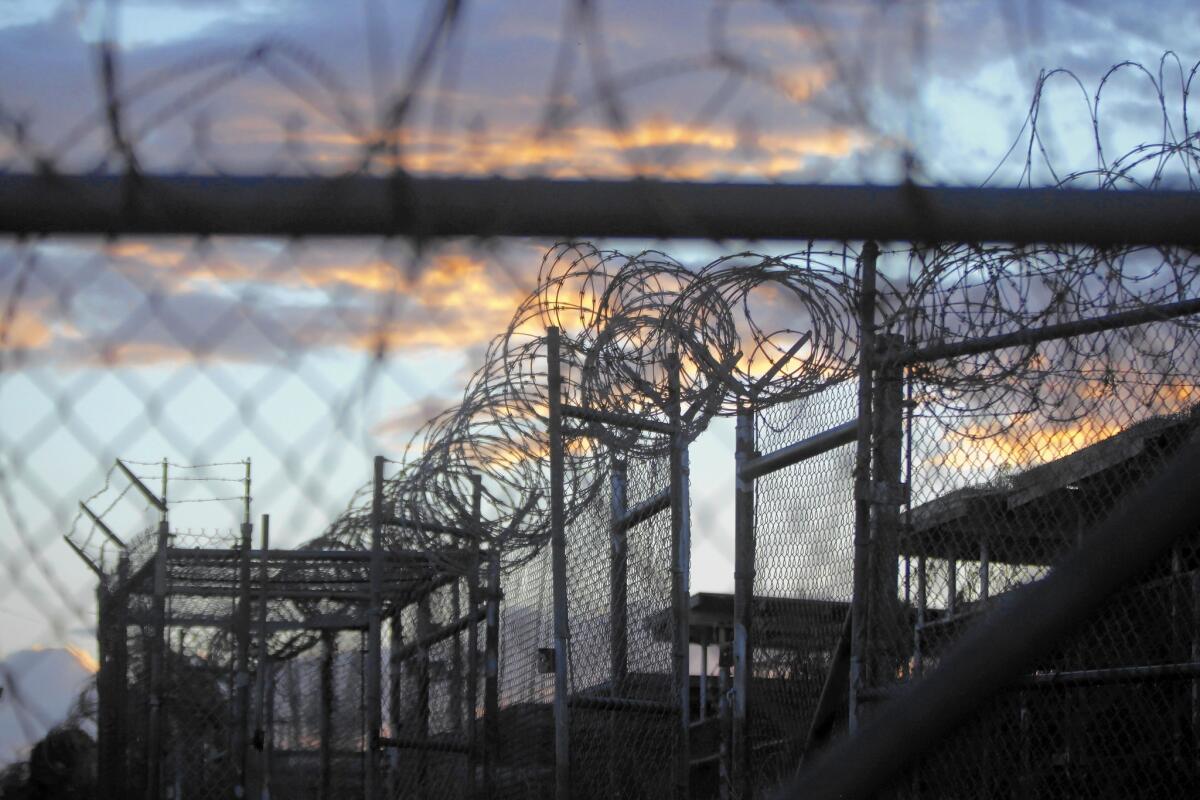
[
  {"xmin": 849, "ymin": 241, "xmax": 878, "ymax": 733},
  {"xmin": 146, "ymin": 460, "xmax": 169, "ymax": 800},
  {"xmin": 254, "ymin": 514, "xmax": 271, "ymax": 800},
  {"xmin": 263, "ymin": 658, "xmax": 276, "ymax": 800},
  {"xmin": 669, "ymin": 357, "xmax": 691, "ymax": 800},
  {"xmin": 546, "ymin": 326, "xmax": 572, "ymax": 800},
  {"xmin": 387, "ymin": 608, "xmax": 403, "ymax": 799},
  {"xmin": 914, "ymin": 555, "xmax": 927, "ymax": 678},
  {"xmin": 97, "ymin": 567, "xmax": 116, "ymax": 799},
  {"xmin": 980, "ymin": 541, "xmax": 990, "ymax": 602},
  {"xmin": 319, "ymin": 631, "xmax": 335, "ymax": 800},
  {"xmin": 7, "ymin": 174, "xmax": 1200, "ymax": 247},
  {"xmin": 416, "ymin": 594, "xmax": 432, "ymax": 800},
  {"xmin": 718, "ymin": 629, "xmax": 732, "ymax": 800},
  {"xmin": 610, "ymin": 458, "xmax": 629, "ymax": 695},
  {"xmin": 732, "ymin": 399, "xmax": 755, "ymax": 800},
  {"xmin": 483, "ymin": 547, "xmax": 501, "ymax": 800},
  {"xmin": 867, "ymin": 335, "xmax": 904, "ymax": 690},
  {"xmin": 609, "ymin": 457, "xmax": 628, "ymax": 800},
  {"xmin": 367, "ymin": 455, "xmax": 384, "ymax": 800},
  {"xmin": 451, "ymin": 580, "xmax": 463, "ymax": 730},
  {"xmin": 235, "ymin": 464, "xmax": 253, "ymax": 798},
  {"xmin": 114, "ymin": 554, "xmax": 129, "ymax": 799},
  {"xmin": 467, "ymin": 474, "xmax": 482, "ymax": 799}
]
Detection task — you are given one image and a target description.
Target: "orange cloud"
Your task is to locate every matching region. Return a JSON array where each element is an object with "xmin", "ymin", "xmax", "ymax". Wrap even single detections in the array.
[{"xmin": 2, "ymin": 308, "xmax": 54, "ymax": 351}]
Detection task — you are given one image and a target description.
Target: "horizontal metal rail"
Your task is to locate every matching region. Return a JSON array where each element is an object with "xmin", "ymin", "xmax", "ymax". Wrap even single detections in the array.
[
  {"xmin": 391, "ymin": 605, "xmax": 486, "ymax": 662},
  {"xmin": 859, "ymin": 660, "xmax": 1200, "ymax": 701},
  {"xmin": 132, "ymin": 613, "xmax": 366, "ymax": 632},
  {"xmin": 567, "ymin": 695, "xmax": 679, "ymax": 715},
  {"xmin": 616, "ymin": 488, "xmax": 671, "ymax": 531},
  {"xmin": 165, "ymin": 546, "xmax": 434, "ymax": 564},
  {"xmin": 782, "ymin": 437, "xmax": 1200, "ymax": 800},
  {"xmin": 739, "ymin": 419, "xmax": 858, "ymax": 482},
  {"xmin": 3, "ymin": 175, "xmax": 1200, "ymax": 246},
  {"xmin": 377, "ymin": 736, "xmax": 470, "ymax": 755},
  {"xmin": 897, "ymin": 295, "xmax": 1200, "ymax": 365},
  {"xmin": 562, "ymin": 403, "xmax": 677, "ymax": 435},
  {"xmin": 162, "ymin": 585, "xmax": 373, "ymax": 601},
  {"xmin": 1020, "ymin": 661, "xmax": 1200, "ymax": 688}
]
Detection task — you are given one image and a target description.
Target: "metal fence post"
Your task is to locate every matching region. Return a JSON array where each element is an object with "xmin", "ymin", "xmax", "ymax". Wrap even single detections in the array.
[
  {"xmin": 254, "ymin": 514, "xmax": 271, "ymax": 800},
  {"xmin": 733, "ymin": 399, "xmax": 755, "ymax": 800},
  {"xmin": 610, "ymin": 458, "xmax": 629, "ymax": 694},
  {"xmin": 388, "ymin": 606, "xmax": 403, "ymax": 798},
  {"xmin": 97, "ymin": 562, "xmax": 119, "ymax": 800},
  {"xmin": 147, "ymin": 508, "xmax": 170, "ymax": 797},
  {"xmin": 467, "ymin": 474, "xmax": 483, "ymax": 799},
  {"xmin": 849, "ymin": 241, "xmax": 879, "ymax": 733},
  {"xmin": 609, "ymin": 456, "xmax": 628, "ymax": 798},
  {"xmin": 319, "ymin": 631, "xmax": 335, "ymax": 800},
  {"xmin": 669, "ymin": 357, "xmax": 691, "ymax": 800},
  {"xmin": 546, "ymin": 325, "xmax": 572, "ymax": 800},
  {"xmin": 868, "ymin": 335, "xmax": 904, "ymax": 688},
  {"xmin": 234, "ymin": 467, "xmax": 253, "ymax": 798},
  {"xmin": 416, "ymin": 593, "xmax": 432, "ymax": 800},
  {"xmin": 484, "ymin": 547, "xmax": 501, "ymax": 800},
  {"xmin": 366, "ymin": 456, "xmax": 384, "ymax": 800}
]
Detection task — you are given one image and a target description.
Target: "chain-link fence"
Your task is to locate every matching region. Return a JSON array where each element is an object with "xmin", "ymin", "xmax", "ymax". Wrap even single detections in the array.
[{"xmin": 3, "ymin": 7, "xmax": 1200, "ymax": 798}]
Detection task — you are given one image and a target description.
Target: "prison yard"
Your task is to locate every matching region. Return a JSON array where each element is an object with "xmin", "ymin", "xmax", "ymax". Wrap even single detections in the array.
[{"xmin": 1, "ymin": 6, "xmax": 1199, "ymax": 798}]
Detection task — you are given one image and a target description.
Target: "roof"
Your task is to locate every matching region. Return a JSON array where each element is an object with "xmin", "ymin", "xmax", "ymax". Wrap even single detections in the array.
[
  {"xmin": 902, "ymin": 406, "xmax": 1200, "ymax": 565},
  {"xmin": 644, "ymin": 592, "xmax": 848, "ymax": 648}
]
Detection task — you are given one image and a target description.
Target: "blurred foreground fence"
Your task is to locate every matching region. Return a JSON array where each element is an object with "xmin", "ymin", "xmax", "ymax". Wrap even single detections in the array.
[{"xmin": 4, "ymin": 165, "xmax": 1200, "ymax": 800}]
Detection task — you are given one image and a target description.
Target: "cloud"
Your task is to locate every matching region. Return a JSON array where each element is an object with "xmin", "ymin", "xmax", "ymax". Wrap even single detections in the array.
[{"xmin": 0, "ymin": 238, "xmax": 543, "ymax": 368}]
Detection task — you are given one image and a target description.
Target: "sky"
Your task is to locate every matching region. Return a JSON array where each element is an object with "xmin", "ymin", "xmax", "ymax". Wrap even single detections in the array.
[{"xmin": 0, "ymin": 0, "xmax": 1197, "ymax": 671}]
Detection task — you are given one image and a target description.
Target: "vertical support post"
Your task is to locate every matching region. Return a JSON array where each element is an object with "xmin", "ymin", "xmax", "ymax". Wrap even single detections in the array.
[
  {"xmin": 546, "ymin": 326, "xmax": 572, "ymax": 800},
  {"xmin": 97, "ymin": 565, "xmax": 119, "ymax": 800},
  {"xmin": 718, "ymin": 630, "xmax": 732, "ymax": 800},
  {"xmin": 234, "ymin": 466, "xmax": 253, "ymax": 798},
  {"xmin": 97, "ymin": 554, "xmax": 129, "ymax": 800},
  {"xmin": 387, "ymin": 608, "xmax": 403, "ymax": 798},
  {"xmin": 450, "ymin": 581, "xmax": 463, "ymax": 731},
  {"xmin": 319, "ymin": 632, "xmax": 335, "ymax": 800},
  {"xmin": 980, "ymin": 540, "xmax": 990, "ymax": 601},
  {"xmin": 146, "ymin": 459, "xmax": 169, "ymax": 800},
  {"xmin": 948, "ymin": 558, "xmax": 959, "ymax": 615},
  {"xmin": 607, "ymin": 455, "xmax": 628, "ymax": 798},
  {"xmin": 367, "ymin": 456, "xmax": 384, "ymax": 800},
  {"xmin": 669, "ymin": 357, "xmax": 691, "ymax": 800},
  {"xmin": 913, "ymin": 555, "xmax": 927, "ymax": 677},
  {"xmin": 867, "ymin": 334, "xmax": 904, "ymax": 689},
  {"xmin": 253, "ymin": 515, "xmax": 271, "ymax": 800},
  {"xmin": 112, "ymin": 554, "xmax": 130, "ymax": 800},
  {"xmin": 610, "ymin": 458, "xmax": 629, "ymax": 695},
  {"xmin": 699, "ymin": 637, "xmax": 709, "ymax": 723},
  {"xmin": 732, "ymin": 399, "xmax": 755, "ymax": 800},
  {"xmin": 849, "ymin": 240, "xmax": 879, "ymax": 733},
  {"xmin": 483, "ymin": 547, "xmax": 501, "ymax": 800},
  {"xmin": 1192, "ymin": 569, "xmax": 1200, "ymax": 764},
  {"xmin": 416, "ymin": 594, "xmax": 432, "ymax": 800},
  {"xmin": 263, "ymin": 657, "xmax": 276, "ymax": 800},
  {"xmin": 467, "ymin": 474, "xmax": 483, "ymax": 798}
]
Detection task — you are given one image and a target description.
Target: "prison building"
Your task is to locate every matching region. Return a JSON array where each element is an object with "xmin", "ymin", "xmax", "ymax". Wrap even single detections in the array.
[{"xmin": 895, "ymin": 406, "xmax": 1200, "ymax": 796}]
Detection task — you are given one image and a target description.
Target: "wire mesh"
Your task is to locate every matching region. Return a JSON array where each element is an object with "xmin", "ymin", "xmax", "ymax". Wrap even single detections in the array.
[{"xmin": 2, "ymin": 10, "xmax": 1200, "ymax": 796}]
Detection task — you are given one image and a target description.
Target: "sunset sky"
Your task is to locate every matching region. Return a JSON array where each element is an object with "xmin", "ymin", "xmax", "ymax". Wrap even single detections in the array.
[{"xmin": 1, "ymin": 0, "xmax": 1197, "ymax": 666}]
